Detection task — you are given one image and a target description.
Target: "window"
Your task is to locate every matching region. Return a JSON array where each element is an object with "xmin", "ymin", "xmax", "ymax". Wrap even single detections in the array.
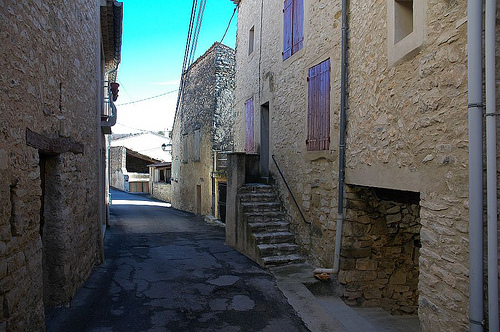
[
  {"xmin": 283, "ymin": 0, "xmax": 304, "ymax": 60},
  {"xmin": 387, "ymin": 0, "xmax": 425, "ymax": 65},
  {"xmin": 193, "ymin": 129, "xmax": 201, "ymax": 162},
  {"xmin": 158, "ymin": 168, "xmax": 171, "ymax": 184},
  {"xmin": 307, "ymin": 59, "xmax": 330, "ymax": 151},
  {"xmin": 249, "ymin": 26, "xmax": 255, "ymax": 55},
  {"xmin": 394, "ymin": 0, "xmax": 413, "ymax": 43},
  {"xmin": 182, "ymin": 133, "xmax": 188, "ymax": 163},
  {"xmin": 245, "ymin": 98, "xmax": 255, "ymax": 153}
]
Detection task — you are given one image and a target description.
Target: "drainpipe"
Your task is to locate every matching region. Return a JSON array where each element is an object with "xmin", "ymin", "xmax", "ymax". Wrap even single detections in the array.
[
  {"xmin": 333, "ymin": 0, "xmax": 348, "ymax": 274},
  {"xmin": 485, "ymin": 0, "xmax": 498, "ymax": 330},
  {"xmin": 467, "ymin": 0, "xmax": 484, "ymax": 331}
]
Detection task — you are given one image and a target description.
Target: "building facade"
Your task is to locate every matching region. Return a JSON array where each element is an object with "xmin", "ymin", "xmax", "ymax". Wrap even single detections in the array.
[
  {"xmin": 0, "ymin": 0, "xmax": 122, "ymax": 330},
  {"xmin": 230, "ymin": 0, "xmax": 499, "ymax": 331},
  {"xmin": 110, "ymin": 132, "xmax": 171, "ymax": 194},
  {"xmin": 171, "ymin": 43, "xmax": 235, "ymax": 219}
]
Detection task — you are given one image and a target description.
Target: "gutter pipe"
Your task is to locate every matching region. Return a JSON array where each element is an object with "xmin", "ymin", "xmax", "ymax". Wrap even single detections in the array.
[
  {"xmin": 467, "ymin": 0, "xmax": 484, "ymax": 330},
  {"xmin": 485, "ymin": 0, "xmax": 498, "ymax": 330},
  {"xmin": 333, "ymin": 0, "xmax": 348, "ymax": 274}
]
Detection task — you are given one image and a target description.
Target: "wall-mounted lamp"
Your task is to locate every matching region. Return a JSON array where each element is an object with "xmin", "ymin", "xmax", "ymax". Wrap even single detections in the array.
[{"xmin": 161, "ymin": 143, "xmax": 172, "ymax": 152}]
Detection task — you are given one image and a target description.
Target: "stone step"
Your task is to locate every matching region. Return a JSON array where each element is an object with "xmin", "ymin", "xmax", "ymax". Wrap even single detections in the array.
[
  {"xmin": 249, "ymin": 221, "xmax": 290, "ymax": 232},
  {"xmin": 262, "ymin": 254, "xmax": 305, "ymax": 267},
  {"xmin": 245, "ymin": 211, "xmax": 286, "ymax": 223},
  {"xmin": 239, "ymin": 192, "xmax": 277, "ymax": 202},
  {"xmin": 241, "ymin": 202, "xmax": 281, "ymax": 213},
  {"xmin": 253, "ymin": 231, "xmax": 294, "ymax": 244},
  {"xmin": 258, "ymin": 243, "xmax": 299, "ymax": 257},
  {"xmin": 239, "ymin": 184, "xmax": 274, "ymax": 194}
]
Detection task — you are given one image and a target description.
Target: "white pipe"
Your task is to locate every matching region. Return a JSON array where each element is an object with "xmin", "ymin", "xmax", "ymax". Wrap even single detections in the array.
[
  {"xmin": 467, "ymin": 0, "xmax": 484, "ymax": 330},
  {"xmin": 485, "ymin": 0, "xmax": 498, "ymax": 330}
]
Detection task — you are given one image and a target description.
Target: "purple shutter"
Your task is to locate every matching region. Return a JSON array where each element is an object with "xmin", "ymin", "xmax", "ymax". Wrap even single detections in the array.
[
  {"xmin": 245, "ymin": 98, "xmax": 255, "ymax": 153},
  {"xmin": 307, "ymin": 59, "xmax": 330, "ymax": 151},
  {"xmin": 292, "ymin": 0, "xmax": 304, "ymax": 54},
  {"xmin": 283, "ymin": 0, "xmax": 293, "ymax": 60}
]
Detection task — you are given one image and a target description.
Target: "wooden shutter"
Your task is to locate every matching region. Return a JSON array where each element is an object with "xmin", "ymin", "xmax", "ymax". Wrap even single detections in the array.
[
  {"xmin": 292, "ymin": 0, "xmax": 304, "ymax": 54},
  {"xmin": 193, "ymin": 129, "xmax": 201, "ymax": 162},
  {"xmin": 307, "ymin": 59, "xmax": 330, "ymax": 151},
  {"xmin": 245, "ymin": 98, "xmax": 255, "ymax": 153},
  {"xmin": 283, "ymin": 0, "xmax": 293, "ymax": 60}
]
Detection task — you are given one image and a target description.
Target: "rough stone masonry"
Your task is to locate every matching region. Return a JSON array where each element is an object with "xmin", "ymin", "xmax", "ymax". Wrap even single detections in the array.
[{"xmin": 1, "ymin": 1, "xmax": 108, "ymax": 330}]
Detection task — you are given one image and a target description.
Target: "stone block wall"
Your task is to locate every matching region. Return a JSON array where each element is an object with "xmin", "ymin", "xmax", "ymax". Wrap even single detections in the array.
[
  {"xmin": 151, "ymin": 182, "xmax": 172, "ymax": 203},
  {"xmin": 234, "ymin": 0, "xmax": 342, "ymax": 270},
  {"xmin": 346, "ymin": 1, "xmax": 471, "ymax": 330},
  {"xmin": 339, "ymin": 185, "xmax": 421, "ymax": 315},
  {"xmin": 232, "ymin": 0, "xmax": 499, "ymax": 330},
  {"xmin": 110, "ymin": 146, "xmax": 126, "ymax": 191},
  {"xmin": 171, "ymin": 43, "xmax": 235, "ymax": 216},
  {"xmin": 0, "ymin": 1, "xmax": 104, "ymax": 330}
]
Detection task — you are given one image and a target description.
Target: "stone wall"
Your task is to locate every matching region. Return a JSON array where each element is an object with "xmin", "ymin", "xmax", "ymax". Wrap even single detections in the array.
[
  {"xmin": 232, "ymin": 0, "xmax": 496, "ymax": 330},
  {"xmin": 234, "ymin": 0, "xmax": 342, "ymax": 272},
  {"xmin": 346, "ymin": 1, "xmax": 470, "ymax": 330},
  {"xmin": 0, "ymin": 1, "xmax": 105, "ymax": 330},
  {"xmin": 110, "ymin": 146, "xmax": 126, "ymax": 191},
  {"xmin": 171, "ymin": 43, "xmax": 235, "ymax": 216},
  {"xmin": 339, "ymin": 185, "xmax": 421, "ymax": 315},
  {"xmin": 151, "ymin": 182, "xmax": 172, "ymax": 203}
]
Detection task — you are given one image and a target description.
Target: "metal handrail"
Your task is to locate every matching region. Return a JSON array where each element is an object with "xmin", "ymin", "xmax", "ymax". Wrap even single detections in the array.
[{"xmin": 271, "ymin": 155, "xmax": 311, "ymax": 225}]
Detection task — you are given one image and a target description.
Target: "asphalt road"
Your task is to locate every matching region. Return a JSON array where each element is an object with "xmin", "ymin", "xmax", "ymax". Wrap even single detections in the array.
[{"xmin": 46, "ymin": 189, "xmax": 309, "ymax": 332}]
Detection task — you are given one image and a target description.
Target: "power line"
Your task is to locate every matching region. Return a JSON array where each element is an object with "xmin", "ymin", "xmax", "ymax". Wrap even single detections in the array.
[
  {"xmin": 115, "ymin": 122, "xmax": 148, "ymax": 132},
  {"xmin": 188, "ymin": 0, "xmax": 207, "ymax": 67},
  {"xmin": 117, "ymin": 79, "xmax": 136, "ymax": 107},
  {"xmin": 116, "ymin": 89, "xmax": 178, "ymax": 106},
  {"xmin": 220, "ymin": 6, "xmax": 237, "ymax": 44},
  {"xmin": 175, "ymin": 0, "xmax": 207, "ymax": 113}
]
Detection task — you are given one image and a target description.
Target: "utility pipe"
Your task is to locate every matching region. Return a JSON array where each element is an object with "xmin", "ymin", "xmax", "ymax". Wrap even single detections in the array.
[
  {"xmin": 467, "ymin": 0, "xmax": 484, "ymax": 330},
  {"xmin": 333, "ymin": 0, "xmax": 348, "ymax": 274},
  {"xmin": 485, "ymin": 0, "xmax": 498, "ymax": 330}
]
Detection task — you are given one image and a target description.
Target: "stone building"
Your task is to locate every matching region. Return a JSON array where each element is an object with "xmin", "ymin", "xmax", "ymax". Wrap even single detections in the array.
[
  {"xmin": 0, "ymin": 1, "xmax": 122, "ymax": 330},
  {"xmin": 171, "ymin": 42, "xmax": 235, "ymax": 221},
  {"xmin": 109, "ymin": 132, "xmax": 170, "ymax": 193},
  {"xmin": 109, "ymin": 146, "xmax": 160, "ymax": 193},
  {"xmin": 228, "ymin": 0, "xmax": 499, "ymax": 331}
]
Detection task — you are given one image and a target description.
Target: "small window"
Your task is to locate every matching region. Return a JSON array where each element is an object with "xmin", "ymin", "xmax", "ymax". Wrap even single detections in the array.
[
  {"xmin": 283, "ymin": 0, "xmax": 304, "ymax": 60},
  {"xmin": 245, "ymin": 98, "xmax": 255, "ymax": 153},
  {"xmin": 182, "ymin": 134, "xmax": 188, "ymax": 163},
  {"xmin": 394, "ymin": 0, "xmax": 413, "ymax": 43},
  {"xmin": 387, "ymin": 0, "xmax": 425, "ymax": 65},
  {"xmin": 249, "ymin": 26, "xmax": 255, "ymax": 55},
  {"xmin": 307, "ymin": 59, "xmax": 330, "ymax": 151},
  {"xmin": 193, "ymin": 129, "xmax": 201, "ymax": 162}
]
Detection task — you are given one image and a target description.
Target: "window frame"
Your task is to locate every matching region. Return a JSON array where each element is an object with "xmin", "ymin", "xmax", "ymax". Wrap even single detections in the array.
[
  {"xmin": 283, "ymin": 0, "xmax": 304, "ymax": 60},
  {"xmin": 306, "ymin": 59, "xmax": 331, "ymax": 151}
]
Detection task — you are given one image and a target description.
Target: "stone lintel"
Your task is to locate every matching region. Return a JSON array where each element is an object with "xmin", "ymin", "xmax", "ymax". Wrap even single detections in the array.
[{"xmin": 26, "ymin": 128, "xmax": 84, "ymax": 155}]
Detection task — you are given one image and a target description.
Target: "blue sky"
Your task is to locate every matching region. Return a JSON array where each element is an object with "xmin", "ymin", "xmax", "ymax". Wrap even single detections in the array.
[{"xmin": 114, "ymin": 0, "xmax": 238, "ymax": 134}]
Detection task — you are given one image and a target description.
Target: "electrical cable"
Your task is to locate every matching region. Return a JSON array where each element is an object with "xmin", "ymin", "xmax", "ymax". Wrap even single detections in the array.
[
  {"xmin": 220, "ymin": 6, "xmax": 237, "ymax": 44},
  {"xmin": 175, "ymin": 0, "xmax": 206, "ymax": 113},
  {"xmin": 116, "ymin": 89, "xmax": 178, "ymax": 106},
  {"xmin": 188, "ymin": 0, "xmax": 207, "ymax": 67}
]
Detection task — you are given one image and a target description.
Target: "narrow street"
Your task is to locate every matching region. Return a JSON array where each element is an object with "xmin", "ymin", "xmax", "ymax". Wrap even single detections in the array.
[{"xmin": 45, "ymin": 189, "xmax": 309, "ymax": 332}]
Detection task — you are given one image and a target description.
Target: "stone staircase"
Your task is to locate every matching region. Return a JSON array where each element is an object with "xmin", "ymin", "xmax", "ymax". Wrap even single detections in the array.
[{"xmin": 238, "ymin": 184, "xmax": 305, "ymax": 267}]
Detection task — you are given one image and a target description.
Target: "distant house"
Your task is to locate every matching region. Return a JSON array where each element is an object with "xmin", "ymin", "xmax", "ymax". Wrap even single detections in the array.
[
  {"xmin": 148, "ymin": 162, "xmax": 172, "ymax": 202},
  {"xmin": 171, "ymin": 42, "xmax": 235, "ymax": 221},
  {"xmin": 110, "ymin": 132, "xmax": 170, "ymax": 194}
]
